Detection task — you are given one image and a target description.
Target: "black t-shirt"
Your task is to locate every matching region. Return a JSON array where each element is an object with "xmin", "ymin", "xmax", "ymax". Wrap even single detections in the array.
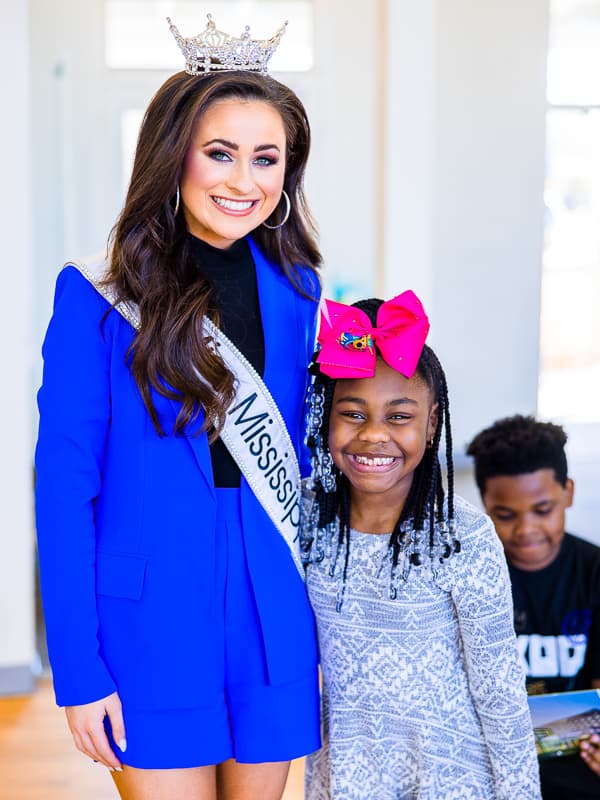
[
  {"xmin": 539, "ymin": 756, "xmax": 600, "ymax": 800},
  {"xmin": 188, "ymin": 234, "xmax": 265, "ymax": 488},
  {"xmin": 510, "ymin": 533, "xmax": 600, "ymax": 694},
  {"xmin": 509, "ymin": 533, "xmax": 600, "ymax": 799}
]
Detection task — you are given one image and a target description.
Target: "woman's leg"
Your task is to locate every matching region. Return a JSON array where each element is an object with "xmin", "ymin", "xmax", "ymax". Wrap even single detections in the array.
[
  {"xmin": 112, "ymin": 765, "xmax": 217, "ymax": 800},
  {"xmin": 217, "ymin": 759, "xmax": 290, "ymax": 800}
]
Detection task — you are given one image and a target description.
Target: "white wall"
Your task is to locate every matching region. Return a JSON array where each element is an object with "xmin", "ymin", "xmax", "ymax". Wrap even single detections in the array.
[
  {"xmin": 382, "ymin": 0, "xmax": 435, "ymax": 307},
  {"xmin": 305, "ymin": 0, "xmax": 379, "ymax": 300},
  {"xmin": 433, "ymin": 0, "xmax": 549, "ymax": 457},
  {"xmin": 382, "ymin": 0, "xmax": 549, "ymax": 459},
  {"xmin": 0, "ymin": 0, "xmax": 36, "ymax": 692}
]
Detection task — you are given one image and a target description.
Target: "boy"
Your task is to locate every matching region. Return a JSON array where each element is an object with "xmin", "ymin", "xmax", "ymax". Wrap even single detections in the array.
[{"xmin": 467, "ymin": 415, "xmax": 600, "ymax": 799}]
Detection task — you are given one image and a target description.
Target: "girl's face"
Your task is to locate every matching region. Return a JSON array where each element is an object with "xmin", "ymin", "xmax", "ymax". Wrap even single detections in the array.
[
  {"xmin": 180, "ymin": 98, "xmax": 287, "ymax": 249},
  {"xmin": 328, "ymin": 359, "xmax": 438, "ymax": 508}
]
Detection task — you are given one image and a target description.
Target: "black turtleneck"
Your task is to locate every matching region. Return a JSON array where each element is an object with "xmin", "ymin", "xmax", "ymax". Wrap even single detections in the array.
[{"xmin": 188, "ymin": 234, "xmax": 265, "ymax": 487}]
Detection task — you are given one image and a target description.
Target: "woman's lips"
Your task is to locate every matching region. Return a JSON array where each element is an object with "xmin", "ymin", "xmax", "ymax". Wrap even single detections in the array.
[{"xmin": 211, "ymin": 195, "xmax": 259, "ymax": 216}]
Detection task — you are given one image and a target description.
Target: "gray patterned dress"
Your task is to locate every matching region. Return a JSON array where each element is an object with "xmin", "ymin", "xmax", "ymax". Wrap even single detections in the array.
[{"xmin": 304, "ymin": 496, "xmax": 541, "ymax": 800}]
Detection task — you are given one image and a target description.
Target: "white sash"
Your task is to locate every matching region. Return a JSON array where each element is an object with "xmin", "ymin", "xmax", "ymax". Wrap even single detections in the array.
[{"xmin": 69, "ymin": 256, "xmax": 304, "ymax": 579}]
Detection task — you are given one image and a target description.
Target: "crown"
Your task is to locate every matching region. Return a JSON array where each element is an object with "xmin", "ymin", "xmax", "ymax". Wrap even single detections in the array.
[{"xmin": 167, "ymin": 14, "xmax": 287, "ymax": 76}]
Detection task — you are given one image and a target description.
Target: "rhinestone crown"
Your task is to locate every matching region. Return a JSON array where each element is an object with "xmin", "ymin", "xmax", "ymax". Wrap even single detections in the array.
[{"xmin": 167, "ymin": 13, "xmax": 287, "ymax": 76}]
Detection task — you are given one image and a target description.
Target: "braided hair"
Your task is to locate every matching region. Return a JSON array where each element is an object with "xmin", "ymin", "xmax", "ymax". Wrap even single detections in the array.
[{"xmin": 305, "ymin": 298, "xmax": 459, "ymax": 606}]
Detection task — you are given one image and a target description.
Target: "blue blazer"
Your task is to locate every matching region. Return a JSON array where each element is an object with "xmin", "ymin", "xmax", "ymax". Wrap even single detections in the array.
[{"xmin": 35, "ymin": 238, "xmax": 319, "ymax": 708}]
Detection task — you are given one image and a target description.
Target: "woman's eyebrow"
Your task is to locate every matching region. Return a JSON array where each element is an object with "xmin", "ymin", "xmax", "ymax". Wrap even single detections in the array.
[
  {"xmin": 201, "ymin": 138, "xmax": 280, "ymax": 153},
  {"xmin": 202, "ymin": 137, "xmax": 238, "ymax": 149}
]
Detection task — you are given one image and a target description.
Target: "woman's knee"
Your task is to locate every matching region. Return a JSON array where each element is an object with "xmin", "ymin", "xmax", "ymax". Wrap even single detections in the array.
[{"xmin": 217, "ymin": 759, "xmax": 290, "ymax": 800}]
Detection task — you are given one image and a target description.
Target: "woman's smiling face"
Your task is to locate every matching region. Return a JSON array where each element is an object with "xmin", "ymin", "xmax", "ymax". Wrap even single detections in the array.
[
  {"xmin": 328, "ymin": 358, "xmax": 438, "ymax": 508},
  {"xmin": 180, "ymin": 98, "xmax": 287, "ymax": 248}
]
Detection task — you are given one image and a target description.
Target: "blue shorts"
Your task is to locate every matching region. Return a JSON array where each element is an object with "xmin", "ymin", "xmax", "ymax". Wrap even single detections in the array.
[{"xmin": 105, "ymin": 489, "xmax": 320, "ymax": 768}]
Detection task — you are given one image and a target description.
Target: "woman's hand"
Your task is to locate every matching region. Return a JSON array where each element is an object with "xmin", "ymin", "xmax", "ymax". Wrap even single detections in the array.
[
  {"xmin": 65, "ymin": 691, "xmax": 126, "ymax": 771},
  {"xmin": 580, "ymin": 734, "xmax": 600, "ymax": 776}
]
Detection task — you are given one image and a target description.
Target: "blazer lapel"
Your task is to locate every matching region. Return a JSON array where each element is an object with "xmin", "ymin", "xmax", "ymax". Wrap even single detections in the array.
[
  {"xmin": 248, "ymin": 237, "xmax": 294, "ymax": 411},
  {"xmin": 168, "ymin": 398, "xmax": 216, "ymax": 499}
]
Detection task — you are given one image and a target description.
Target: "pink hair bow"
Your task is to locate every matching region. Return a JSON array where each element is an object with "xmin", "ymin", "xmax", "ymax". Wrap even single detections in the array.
[{"xmin": 316, "ymin": 290, "xmax": 430, "ymax": 380}]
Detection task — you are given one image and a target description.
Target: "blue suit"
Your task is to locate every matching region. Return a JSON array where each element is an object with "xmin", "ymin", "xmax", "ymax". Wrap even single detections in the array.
[{"xmin": 35, "ymin": 238, "xmax": 320, "ymax": 727}]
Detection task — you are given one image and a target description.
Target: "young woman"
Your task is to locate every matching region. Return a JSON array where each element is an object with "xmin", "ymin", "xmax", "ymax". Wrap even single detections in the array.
[
  {"xmin": 301, "ymin": 293, "xmax": 541, "ymax": 799},
  {"xmin": 35, "ymin": 16, "xmax": 321, "ymax": 800}
]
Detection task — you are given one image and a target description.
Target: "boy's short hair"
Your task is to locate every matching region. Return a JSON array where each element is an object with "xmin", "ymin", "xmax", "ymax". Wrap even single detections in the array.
[{"xmin": 466, "ymin": 414, "xmax": 568, "ymax": 493}]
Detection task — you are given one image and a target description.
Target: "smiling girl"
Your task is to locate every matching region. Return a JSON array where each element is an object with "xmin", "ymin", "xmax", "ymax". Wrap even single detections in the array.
[{"xmin": 301, "ymin": 293, "xmax": 541, "ymax": 800}]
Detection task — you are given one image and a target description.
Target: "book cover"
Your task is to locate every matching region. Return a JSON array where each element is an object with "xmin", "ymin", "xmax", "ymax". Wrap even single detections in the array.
[{"xmin": 528, "ymin": 689, "xmax": 600, "ymax": 759}]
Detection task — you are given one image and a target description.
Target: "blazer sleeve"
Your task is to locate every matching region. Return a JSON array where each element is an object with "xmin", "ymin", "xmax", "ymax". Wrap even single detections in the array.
[
  {"xmin": 450, "ymin": 511, "xmax": 541, "ymax": 799},
  {"xmin": 35, "ymin": 266, "xmax": 117, "ymax": 706}
]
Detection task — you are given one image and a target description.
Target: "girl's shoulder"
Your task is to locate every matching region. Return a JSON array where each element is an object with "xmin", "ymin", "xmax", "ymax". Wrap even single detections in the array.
[
  {"xmin": 451, "ymin": 494, "xmax": 507, "ymax": 572},
  {"xmin": 453, "ymin": 494, "xmax": 489, "ymax": 530},
  {"xmin": 452, "ymin": 494, "xmax": 500, "ymax": 549},
  {"xmin": 300, "ymin": 491, "xmax": 495, "ymax": 546}
]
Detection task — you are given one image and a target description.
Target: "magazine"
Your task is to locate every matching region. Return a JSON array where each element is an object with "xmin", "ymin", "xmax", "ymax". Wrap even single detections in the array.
[{"xmin": 528, "ymin": 689, "xmax": 600, "ymax": 759}]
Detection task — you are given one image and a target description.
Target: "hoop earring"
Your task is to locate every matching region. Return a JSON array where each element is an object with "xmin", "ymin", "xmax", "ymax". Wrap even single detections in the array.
[
  {"xmin": 262, "ymin": 189, "xmax": 291, "ymax": 230},
  {"xmin": 173, "ymin": 185, "xmax": 180, "ymax": 216}
]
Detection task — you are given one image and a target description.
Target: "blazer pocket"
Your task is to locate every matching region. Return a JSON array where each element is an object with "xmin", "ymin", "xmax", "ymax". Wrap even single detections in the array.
[{"xmin": 96, "ymin": 551, "xmax": 147, "ymax": 600}]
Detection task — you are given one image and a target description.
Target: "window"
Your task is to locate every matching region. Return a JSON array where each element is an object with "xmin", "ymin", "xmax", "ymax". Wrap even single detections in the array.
[{"xmin": 539, "ymin": 0, "xmax": 600, "ymax": 421}]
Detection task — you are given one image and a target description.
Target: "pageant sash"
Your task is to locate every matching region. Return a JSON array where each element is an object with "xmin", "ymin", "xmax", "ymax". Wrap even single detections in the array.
[{"xmin": 69, "ymin": 255, "xmax": 304, "ymax": 578}]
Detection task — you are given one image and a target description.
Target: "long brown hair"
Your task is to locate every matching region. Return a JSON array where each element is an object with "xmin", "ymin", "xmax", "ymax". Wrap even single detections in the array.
[{"xmin": 107, "ymin": 71, "xmax": 321, "ymax": 438}]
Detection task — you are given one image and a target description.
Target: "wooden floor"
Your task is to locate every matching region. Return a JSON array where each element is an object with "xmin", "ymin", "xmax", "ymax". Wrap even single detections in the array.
[{"xmin": 0, "ymin": 680, "xmax": 304, "ymax": 800}]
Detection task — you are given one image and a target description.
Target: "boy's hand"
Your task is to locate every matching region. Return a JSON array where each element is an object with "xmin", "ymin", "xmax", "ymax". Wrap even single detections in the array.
[{"xmin": 580, "ymin": 734, "xmax": 600, "ymax": 776}]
